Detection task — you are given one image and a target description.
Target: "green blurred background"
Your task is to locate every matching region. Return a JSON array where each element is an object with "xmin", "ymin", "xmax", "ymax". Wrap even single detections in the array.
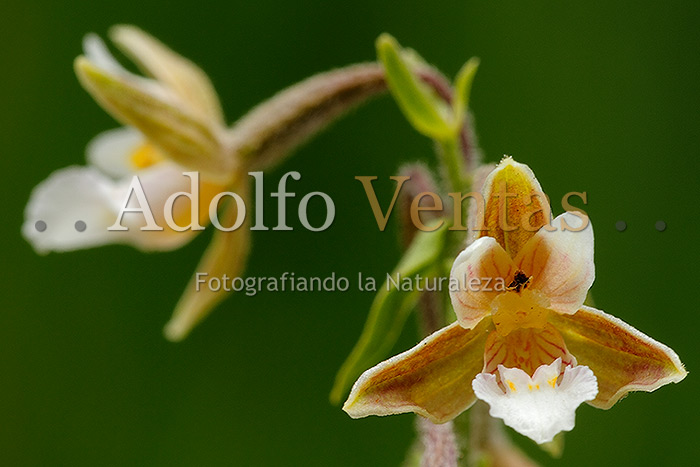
[{"xmin": 1, "ymin": 1, "xmax": 698, "ymax": 465}]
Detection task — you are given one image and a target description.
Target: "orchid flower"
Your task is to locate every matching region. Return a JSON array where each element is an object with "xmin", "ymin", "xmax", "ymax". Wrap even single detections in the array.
[
  {"xmin": 22, "ymin": 26, "xmax": 248, "ymax": 341},
  {"xmin": 22, "ymin": 26, "xmax": 395, "ymax": 341},
  {"xmin": 343, "ymin": 157, "xmax": 686, "ymax": 445}
]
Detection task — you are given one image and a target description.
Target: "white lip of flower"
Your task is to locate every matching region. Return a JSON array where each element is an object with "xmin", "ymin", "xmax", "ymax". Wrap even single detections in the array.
[
  {"xmin": 341, "ymin": 158, "xmax": 686, "ymax": 447},
  {"xmin": 22, "ymin": 127, "xmax": 200, "ymax": 253},
  {"xmin": 23, "ymin": 33, "xmax": 229, "ymax": 255},
  {"xmin": 472, "ymin": 358, "xmax": 598, "ymax": 444}
]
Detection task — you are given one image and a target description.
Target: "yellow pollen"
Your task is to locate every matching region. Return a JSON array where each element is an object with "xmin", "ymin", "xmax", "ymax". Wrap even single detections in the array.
[
  {"xmin": 507, "ymin": 380, "xmax": 517, "ymax": 392},
  {"xmin": 536, "ymin": 384, "xmax": 540, "ymax": 390},
  {"xmin": 130, "ymin": 143, "xmax": 163, "ymax": 170},
  {"xmin": 548, "ymin": 376, "xmax": 557, "ymax": 388}
]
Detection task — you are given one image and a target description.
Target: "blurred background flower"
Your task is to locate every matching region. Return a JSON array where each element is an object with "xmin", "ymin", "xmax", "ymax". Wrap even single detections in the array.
[{"xmin": 1, "ymin": 1, "xmax": 698, "ymax": 465}]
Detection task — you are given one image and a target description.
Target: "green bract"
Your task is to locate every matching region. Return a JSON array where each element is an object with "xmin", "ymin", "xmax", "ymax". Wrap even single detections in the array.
[
  {"xmin": 330, "ymin": 221, "xmax": 448, "ymax": 404},
  {"xmin": 376, "ymin": 33, "xmax": 479, "ymax": 141}
]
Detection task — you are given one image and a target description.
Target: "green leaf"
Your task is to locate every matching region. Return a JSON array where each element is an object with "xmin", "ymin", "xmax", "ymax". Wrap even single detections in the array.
[
  {"xmin": 330, "ymin": 222, "xmax": 448, "ymax": 405},
  {"xmin": 452, "ymin": 57, "xmax": 480, "ymax": 131},
  {"xmin": 376, "ymin": 34, "xmax": 454, "ymax": 140}
]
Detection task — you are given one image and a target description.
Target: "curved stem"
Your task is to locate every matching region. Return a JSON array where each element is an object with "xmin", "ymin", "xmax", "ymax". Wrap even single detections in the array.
[{"xmin": 228, "ymin": 62, "xmax": 475, "ymax": 173}]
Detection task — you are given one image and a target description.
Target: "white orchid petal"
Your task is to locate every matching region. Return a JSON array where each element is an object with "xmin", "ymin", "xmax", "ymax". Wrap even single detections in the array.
[
  {"xmin": 449, "ymin": 236, "xmax": 514, "ymax": 329},
  {"xmin": 86, "ymin": 127, "xmax": 143, "ymax": 178},
  {"xmin": 23, "ymin": 164, "xmax": 205, "ymax": 254},
  {"xmin": 108, "ymin": 163, "xmax": 200, "ymax": 251},
  {"xmin": 515, "ymin": 212, "xmax": 595, "ymax": 315},
  {"xmin": 22, "ymin": 166, "xmax": 125, "ymax": 253},
  {"xmin": 473, "ymin": 359, "xmax": 598, "ymax": 445}
]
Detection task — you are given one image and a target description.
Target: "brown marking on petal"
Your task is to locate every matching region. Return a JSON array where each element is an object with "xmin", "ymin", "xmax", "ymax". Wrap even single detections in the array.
[
  {"xmin": 343, "ymin": 319, "xmax": 493, "ymax": 424},
  {"xmin": 485, "ymin": 342, "xmax": 505, "ymax": 369},
  {"xmin": 550, "ymin": 306, "xmax": 686, "ymax": 409},
  {"xmin": 483, "ymin": 324, "xmax": 574, "ymax": 376}
]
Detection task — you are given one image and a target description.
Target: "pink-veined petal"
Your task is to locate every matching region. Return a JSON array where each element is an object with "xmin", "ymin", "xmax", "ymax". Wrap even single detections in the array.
[
  {"xmin": 515, "ymin": 212, "xmax": 594, "ymax": 315},
  {"xmin": 483, "ymin": 324, "xmax": 576, "ymax": 376},
  {"xmin": 450, "ymin": 237, "xmax": 514, "ymax": 329}
]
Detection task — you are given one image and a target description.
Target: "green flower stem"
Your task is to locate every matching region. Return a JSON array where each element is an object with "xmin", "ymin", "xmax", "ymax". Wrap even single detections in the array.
[
  {"xmin": 437, "ymin": 135, "xmax": 471, "ymax": 278},
  {"xmin": 438, "ymin": 136, "xmax": 467, "ymax": 195}
]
